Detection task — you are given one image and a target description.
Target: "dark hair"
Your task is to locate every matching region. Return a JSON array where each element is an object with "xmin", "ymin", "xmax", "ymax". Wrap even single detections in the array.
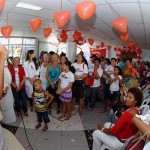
[
  {"xmin": 60, "ymin": 52, "xmax": 66, "ymax": 57},
  {"xmin": 105, "ymin": 58, "xmax": 111, "ymax": 65},
  {"xmin": 33, "ymin": 78, "xmax": 42, "ymax": 84},
  {"xmin": 94, "ymin": 58, "xmax": 101, "ymax": 63},
  {"xmin": 128, "ymin": 87, "xmax": 143, "ymax": 107},
  {"xmin": 114, "ymin": 66, "xmax": 122, "ymax": 75},
  {"xmin": 64, "ymin": 61, "xmax": 76, "ymax": 74},
  {"xmin": 111, "ymin": 58, "xmax": 117, "ymax": 61},
  {"xmin": 49, "ymin": 51, "xmax": 55, "ymax": 56}
]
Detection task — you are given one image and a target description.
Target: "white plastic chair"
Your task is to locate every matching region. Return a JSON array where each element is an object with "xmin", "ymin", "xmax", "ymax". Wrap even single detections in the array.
[
  {"xmin": 140, "ymin": 105, "xmax": 150, "ymax": 115},
  {"xmin": 141, "ymin": 98, "xmax": 150, "ymax": 106},
  {"xmin": 100, "ymin": 136, "xmax": 134, "ymax": 150},
  {"xmin": 143, "ymin": 87, "xmax": 150, "ymax": 100}
]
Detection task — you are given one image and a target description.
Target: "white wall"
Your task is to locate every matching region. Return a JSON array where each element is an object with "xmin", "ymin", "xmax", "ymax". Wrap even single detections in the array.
[{"xmin": 142, "ymin": 49, "xmax": 150, "ymax": 61}]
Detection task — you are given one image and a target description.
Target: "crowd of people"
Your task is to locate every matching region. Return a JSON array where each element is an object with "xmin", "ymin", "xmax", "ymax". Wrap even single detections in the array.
[{"xmin": 0, "ymin": 47, "xmax": 150, "ymax": 149}]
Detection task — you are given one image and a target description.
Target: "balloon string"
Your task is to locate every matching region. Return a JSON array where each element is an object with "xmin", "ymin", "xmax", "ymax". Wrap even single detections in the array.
[
  {"xmin": 6, "ymin": 13, "xmax": 8, "ymax": 26},
  {"xmin": 49, "ymin": 42, "xmax": 61, "ymax": 46},
  {"xmin": 60, "ymin": 0, "xmax": 62, "ymax": 11}
]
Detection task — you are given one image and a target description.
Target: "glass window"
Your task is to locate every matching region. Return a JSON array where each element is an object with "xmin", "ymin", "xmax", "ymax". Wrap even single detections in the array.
[
  {"xmin": 23, "ymin": 38, "xmax": 36, "ymax": 45},
  {"xmin": 9, "ymin": 38, "xmax": 22, "ymax": 44},
  {"xmin": 8, "ymin": 45, "xmax": 22, "ymax": 57},
  {"xmin": 0, "ymin": 38, "xmax": 8, "ymax": 45}
]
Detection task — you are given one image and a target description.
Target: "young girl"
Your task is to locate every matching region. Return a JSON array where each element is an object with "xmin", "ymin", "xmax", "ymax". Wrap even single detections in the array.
[
  {"xmin": 72, "ymin": 53, "xmax": 88, "ymax": 115},
  {"xmin": 102, "ymin": 66, "xmax": 123, "ymax": 112},
  {"xmin": 23, "ymin": 50, "xmax": 38, "ymax": 111},
  {"xmin": 56, "ymin": 61, "xmax": 74, "ymax": 120}
]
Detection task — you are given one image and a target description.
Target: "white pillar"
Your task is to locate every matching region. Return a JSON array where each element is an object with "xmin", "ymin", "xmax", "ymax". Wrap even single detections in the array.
[{"xmin": 66, "ymin": 42, "xmax": 77, "ymax": 63}]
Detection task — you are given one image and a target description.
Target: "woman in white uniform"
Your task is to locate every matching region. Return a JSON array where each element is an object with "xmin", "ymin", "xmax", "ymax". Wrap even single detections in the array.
[
  {"xmin": 0, "ymin": 45, "xmax": 8, "ymax": 150},
  {"xmin": 0, "ymin": 66, "xmax": 16, "ymax": 124},
  {"xmin": 23, "ymin": 50, "xmax": 38, "ymax": 111},
  {"xmin": 39, "ymin": 53, "xmax": 50, "ymax": 90}
]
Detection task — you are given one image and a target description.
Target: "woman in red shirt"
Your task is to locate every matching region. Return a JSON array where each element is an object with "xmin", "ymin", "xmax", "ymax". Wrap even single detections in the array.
[
  {"xmin": 92, "ymin": 87, "xmax": 143, "ymax": 150},
  {"xmin": 9, "ymin": 57, "xmax": 28, "ymax": 117}
]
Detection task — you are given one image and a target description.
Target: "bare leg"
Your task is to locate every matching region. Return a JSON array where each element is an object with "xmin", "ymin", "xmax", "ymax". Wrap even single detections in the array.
[
  {"xmin": 58, "ymin": 102, "xmax": 66, "ymax": 119},
  {"xmin": 65, "ymin": 102, "xmax": 71, "ymax": 120},
  {"xmin": 79, "ymin": 98, "xmax": 83, "ymax": 115}
]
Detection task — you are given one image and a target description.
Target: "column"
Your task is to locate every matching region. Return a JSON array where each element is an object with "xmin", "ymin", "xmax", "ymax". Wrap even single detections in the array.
[{"xmin": 66, "ymin": 42, "xmax": 77, "ymax": 63}]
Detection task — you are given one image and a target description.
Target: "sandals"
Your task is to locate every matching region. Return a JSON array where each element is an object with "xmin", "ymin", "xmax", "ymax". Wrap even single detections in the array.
[
  {"xmin": 42, "ymin": 126, "xmax": 48, "ymax": 132},
  {"xmin": 35, "ymin": 124, "xmax": 41, "ymax": 129}
]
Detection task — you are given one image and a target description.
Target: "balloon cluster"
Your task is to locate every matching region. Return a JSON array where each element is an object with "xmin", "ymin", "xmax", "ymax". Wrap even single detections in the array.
[
  {"xmin": 57, "ymin": 30, "xmax": 86, "ymax": 45},
  {"xmin": 115, "ymin": 46, "xmax": 142, "ymax": 60}
]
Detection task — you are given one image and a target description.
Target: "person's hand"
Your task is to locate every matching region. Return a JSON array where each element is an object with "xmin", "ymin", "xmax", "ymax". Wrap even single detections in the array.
[
  {"xmin": 45, "ymin": 103, "xmax": 49, "ymax": 109},
  {"xmin": 56, "ymin": 90, "xmax": 62, "ymax": 95},
  {"xmin": 0, "ymin": 45, "xmax": 8, "ymax": 61},
  {"xmin": 75, "ymin": 75, "xmax": 80, "ymax": 80},
  {"xmin": 5, "ymin": 86, "xmax": 9, "ymax": 92},
  {"xmin": 51, "ymin": 84, "xmax": 55, "ymax": 89},
  {"xmin": 16, "ymin": 86, "xmax": 21, "ymax": 92},
  {"xmin": 98, "ymin": 124, "xmax": 104, "ymax": 130}
]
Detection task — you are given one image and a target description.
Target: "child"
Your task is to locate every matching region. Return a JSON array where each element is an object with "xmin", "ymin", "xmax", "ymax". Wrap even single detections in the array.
[
  {"xmin": 33, "ymin": 79, "xmax": 53, "ymax": 131},
  {"xmin": 102, "ymin": 66, "xmax": 123, "ymax": 112},
  {"xmin": 56, "ymin": 61, "xmax": 75, "ymax": 120}
]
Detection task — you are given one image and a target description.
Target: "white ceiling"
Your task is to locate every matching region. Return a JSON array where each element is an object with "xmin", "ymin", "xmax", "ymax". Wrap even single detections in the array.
[{"xmin": 0, "ymin": 0, "xmax": 150, "ymax": 48}]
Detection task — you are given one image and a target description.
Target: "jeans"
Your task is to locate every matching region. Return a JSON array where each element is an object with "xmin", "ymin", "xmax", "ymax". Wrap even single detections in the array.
[
  {"xmin": 106, "ymin": 109, "xmax": 118, "ymax": 123},
  {"xmin": 85, "ymin": 86, "xmax": 99, "ymax": 106},
  {"xmin": 13, "ymin": 89, "xmax": 27, "ymax": 113},
  {"xmin": 36, "ymin": 111, "xmax": 50, "ymax": 123},
  {"xmin": 92, "ymin": 122, "xmax": 124, "ymax": 150}
]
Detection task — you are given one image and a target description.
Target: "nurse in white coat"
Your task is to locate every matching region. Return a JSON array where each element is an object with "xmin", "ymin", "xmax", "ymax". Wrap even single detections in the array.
[
  {"xmin": 23, "ymin": 50, "xmax": 38, "ymax": 111},
  {"xmin": 0, "ymin": 67, "xmax": 16, "ymax": 124},
  {"xmin": 39, "ymin": 53, "xmax": 50, "ymax": 90},
  {"xmin": 0, "ymin": 45, "xmax": 8, "ymax": 150}
]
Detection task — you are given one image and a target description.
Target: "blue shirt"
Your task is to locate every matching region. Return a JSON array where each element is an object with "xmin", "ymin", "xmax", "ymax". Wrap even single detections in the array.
[{"xmin": 46, "ymin": 64, "xmax": 60, "ymax": 88}]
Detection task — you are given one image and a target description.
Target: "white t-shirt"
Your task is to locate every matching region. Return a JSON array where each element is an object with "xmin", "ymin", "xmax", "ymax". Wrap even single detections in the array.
[
  {"xmin": 59, "ymin": 71, "xmax": 74, "ymax": 92},
  {"xmin": 72, "ymin": 63, "xmax": 88, "ymax": 80},
  {"xmin": 104, "ymin": 65, "xmax": 115, "ymax": 83},
  {"xmin": 88, "ymin": 62, "xmax": 94, "ymax": 70},
  {"xmin": 146, "ymin": 72, "xmax": 150, "ymax": 77},
  {"xmin": 109, "ymin": 74, "xmax": 122, "ymax": 92},
  {"xmin": 88, "ymin": 66, "xmax": 103, "ymax": 87},
  {"xmin": 144, "ymin": 142, "xmax": 150, "ymax": 150},
  {"xmin": 39, "ymin": 64, "xmax": 47, "ymax": 90},
  {"xmin": 14, "ymin": 68, "xmax": 20, "ymax": 86}
]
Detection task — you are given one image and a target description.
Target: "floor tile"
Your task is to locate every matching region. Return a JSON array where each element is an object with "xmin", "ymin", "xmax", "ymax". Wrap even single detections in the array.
[{"xmin": 62, "ymin": 131, "xmax": 88, "ymax": 147}]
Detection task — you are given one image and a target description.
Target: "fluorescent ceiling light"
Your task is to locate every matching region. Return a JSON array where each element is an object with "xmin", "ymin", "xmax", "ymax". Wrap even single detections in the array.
[{"xmin": 16, "ymin": 2, "xmax": 42, "ymax": 10}]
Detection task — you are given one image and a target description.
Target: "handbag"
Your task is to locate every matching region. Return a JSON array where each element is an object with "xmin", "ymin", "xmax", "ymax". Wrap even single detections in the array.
[{"xmin": 84, "ymin": 75, "xmax": 94, "ymax": 86}]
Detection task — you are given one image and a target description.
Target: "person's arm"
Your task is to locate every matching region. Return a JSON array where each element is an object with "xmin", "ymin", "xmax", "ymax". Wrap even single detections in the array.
[
  {"xmin": 0, "ymin": 45, "xmax": 8, "ymax": 99},
  {"xmin": 45, "ymin": 92, "xmax": 54, "ymax": 108},
  {"xmin": 98, "ymin": 124, "xmax": 113, "ymax": 135},
  {"xmin": 46, "ymin": 64, "xmax": 52, "ymax": 83},
  {"xmin": 132, "ymin": 116, "xmax": 150, "ymax": 140}
]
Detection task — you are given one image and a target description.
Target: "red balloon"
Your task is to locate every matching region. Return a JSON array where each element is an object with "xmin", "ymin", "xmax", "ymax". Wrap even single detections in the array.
[
  {"xmin": 30, "ymin": 18, "xmax": 42, "ymax": 31},
  {"xmin": 79, "ymin": 37, "xmax": 83, "ymax": 41},
  {"xmin": 53, "ymin": 11, "xmax": 71, "ymax": 28},
  {"xmin": 114, "ymin": 47, "xmax": 117, "ymax": 51},
  {"xmin": 76, "ymin": 1, "xmax": 96, "ymax": 20},
  {"xmin": 112, "ymin": 17, "xmax": 128, "ymax": 33},
  {"xmin": 101, "ymin": 42, "xmax": 105, "ymax": 48},
  {"xmin": 73, "ymin": 31, "xmax": 81, "ymax": 42},
  {"xmin": 0, "ymin": 0, "xmax": 5, "ymax": 12},
  {"xmin": 128, "ymin": 41, "xmax": 135, "ymax": 49},
  {"xmin": 107, "ymin": 45, "xmax": 111, "ymax": 50},
  {"xmin": 88, "ymin": 38, "xmax": 94, "ymax": 45},
  {"xmin": 120, "ymin": 33, "xmax": 128, "ymax": 42},
  {"xmin": 137, "ymin": 49, "xmax": 142, "ymax": 54},
  {"xmin": 1, "ymin": 25, "xmax": 13, "ymax": 38},
  {"xmin": 43, "ymin": 28, "xmax": 52, "ymax": 38}
]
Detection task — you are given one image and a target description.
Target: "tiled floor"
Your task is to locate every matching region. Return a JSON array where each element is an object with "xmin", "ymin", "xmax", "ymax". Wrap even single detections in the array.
[{"xmin": 3, "ymin": 101, "xmax": 107, "ymax": 150}]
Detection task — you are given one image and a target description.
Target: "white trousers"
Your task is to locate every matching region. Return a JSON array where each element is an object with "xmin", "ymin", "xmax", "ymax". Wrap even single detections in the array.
[
  {"xmin": 0, "ymin": 125, "xmax": 7, "ymax": 150},
  {"xmin": 92, "ymin": 122, "xmax": 124, "ymax": 150}
]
